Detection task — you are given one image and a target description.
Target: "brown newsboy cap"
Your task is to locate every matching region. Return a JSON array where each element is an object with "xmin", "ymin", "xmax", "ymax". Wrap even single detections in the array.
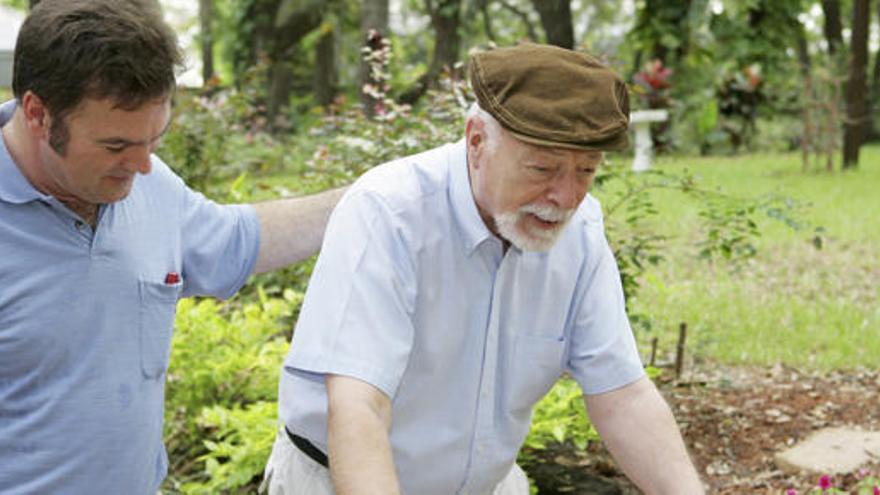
[{"xmin": 469, "ymin": 43, "xmax": 630, "ymax": 151}]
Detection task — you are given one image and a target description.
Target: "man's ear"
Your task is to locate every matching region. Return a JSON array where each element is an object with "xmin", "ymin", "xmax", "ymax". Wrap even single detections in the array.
[
  {"xmin": 19, "ymin": 91, "xmax": 51, "ymax": 139},
  {"xmin": 465, "ymin": 117, "xmax": 485, "ymax": 168}
]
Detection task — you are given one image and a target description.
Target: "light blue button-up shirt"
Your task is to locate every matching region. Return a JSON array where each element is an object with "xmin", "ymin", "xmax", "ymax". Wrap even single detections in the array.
[
  {"xmin": 279, "ymin": 140, "xmax": 644, "ymax": 495},
  {"xmin": 0, "ymin": 100, "xmax": 260, "ymax": 494}
]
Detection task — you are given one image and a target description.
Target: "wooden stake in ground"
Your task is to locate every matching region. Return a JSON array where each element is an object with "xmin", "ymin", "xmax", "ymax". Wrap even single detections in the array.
[
  {"xmin": 649, "ymin": 336, "xmax": 659, "ymax": 367},
  {"xmin": 675, "ymin": 322, "xmax": 687, "ymax": 378}
]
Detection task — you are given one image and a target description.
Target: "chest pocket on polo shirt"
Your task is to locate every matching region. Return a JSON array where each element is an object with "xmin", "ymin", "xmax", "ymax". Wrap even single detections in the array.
[
  {"xmin": 509, "ymin": 334, "xmax": 566, "ymax": 415},
  {"xmin": 138, "ymin": 279, "xmax": 182, "ymax": 379}
]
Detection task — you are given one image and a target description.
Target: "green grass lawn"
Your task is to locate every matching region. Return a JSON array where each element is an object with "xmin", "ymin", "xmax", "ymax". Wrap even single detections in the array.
[{"xmin": 612, "ymin": 145, "xmax": 880, "ymax": 371}]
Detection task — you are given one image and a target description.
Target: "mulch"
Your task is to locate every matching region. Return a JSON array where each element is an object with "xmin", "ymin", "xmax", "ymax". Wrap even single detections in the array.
[{"xmin": 523, "ymin": 364, "xmax": 880, "ymax": 494}]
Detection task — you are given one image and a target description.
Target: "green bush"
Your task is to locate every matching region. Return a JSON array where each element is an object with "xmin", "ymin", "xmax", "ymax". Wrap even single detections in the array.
[
  {"xmin": 162, "ymin": 289, "xmax": 300, "ymax": 493},
  {"xmin": 521, "ymin": 378, "xmax": 597, "ymax": 456},
  {"xmin": 183, "ymin": 401, "xmax": 278, "ymax": 495},
  {"xmin": 521, "ymin": 367, "xmax": 662, "ymax": 465}
]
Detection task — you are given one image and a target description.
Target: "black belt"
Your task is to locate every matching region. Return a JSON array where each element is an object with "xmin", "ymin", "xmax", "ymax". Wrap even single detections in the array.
[{"xmin": 285, "ymin": 426, "xmax": 329, "ymax": 468}]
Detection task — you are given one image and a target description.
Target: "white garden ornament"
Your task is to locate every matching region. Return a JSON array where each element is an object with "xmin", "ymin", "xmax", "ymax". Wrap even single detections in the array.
[{"xmin": 629, "ymin": 109, "xmax": 669, "ymax": 172}]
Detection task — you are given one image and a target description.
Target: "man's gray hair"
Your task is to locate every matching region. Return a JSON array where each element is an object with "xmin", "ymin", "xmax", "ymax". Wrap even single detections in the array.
[{"xmin": 466, "ymin": 101, "xmax": 504, "ymax": 153}]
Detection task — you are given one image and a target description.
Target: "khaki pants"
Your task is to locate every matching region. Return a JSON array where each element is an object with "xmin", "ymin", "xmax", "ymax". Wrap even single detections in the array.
[{"xmin": 260, "ymin": 427, "xmax": 530, "ymax": 495}]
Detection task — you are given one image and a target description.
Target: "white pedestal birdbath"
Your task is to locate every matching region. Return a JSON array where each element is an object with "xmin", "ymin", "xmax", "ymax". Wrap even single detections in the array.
[{"xmin": 629, "ymin": 109, "xmax": 669, "ymax": 172}]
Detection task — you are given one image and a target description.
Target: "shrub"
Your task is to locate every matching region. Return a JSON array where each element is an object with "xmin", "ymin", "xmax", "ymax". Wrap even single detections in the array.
[
  {"xmin": 521, "ymin": 378, "xmax": 597, "ymax": 456},
  {"xmin": 162, "ymin": 289, "xmax": 300, "ymax": 493},
  {"xmin": 182, "ymin": 401, "xmax": 278, "ymax": 495}
]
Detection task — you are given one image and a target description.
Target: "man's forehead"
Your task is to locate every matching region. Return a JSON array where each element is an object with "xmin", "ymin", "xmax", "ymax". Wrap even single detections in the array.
[{"xmin": 65, "ymin": 96, "xmax": 172, "ymax": 142}]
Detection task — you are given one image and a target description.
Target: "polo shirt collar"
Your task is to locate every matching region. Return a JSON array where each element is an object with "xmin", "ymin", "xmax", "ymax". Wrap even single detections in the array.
[
  {"xmin": 0, "ymin": 100, "xmax": 49, "ymax": 204},
  {"xmin": 448, "ymin": 139, "xmax": 496, "ymax": 255}
]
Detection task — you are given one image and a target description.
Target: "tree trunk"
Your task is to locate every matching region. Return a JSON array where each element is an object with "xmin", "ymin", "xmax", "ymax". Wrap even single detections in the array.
[
  {"xmin": 794, "ymin": 20, "xmax": 811, "ymax": 78},
  {"xmin": 314, "ymin": 25, "xmax": 337, "ymax": 107},
  {"xmin": 359, "ymin": 0, "xmax": 390, "ymax": 117},
  {"xmin": 267, "ymin": 61, "xmax": 295, "ymax": 129},
  {"xmin": 233, "ymin": 0, "xmax": 277, "ymax": 84},
  {"xmin": 842, "ymin": 0, "xmax": 870, "ymax": 169},
  {"xmin": 475, "ymin": 0, "xmax": 495, "ymax": 42},
  {"xmin": 871, "ymin": 2, "xmax": 880, "ymax": 140},
  {"xmin": 199, "ymin": 0, "xmax": 215, "ymax": 85},
  {"xmin": 821, "ymin": 0, "xmax": 843, "ymax": 55},
  {"xmin": 530, "ymin": 0, "xmax": 574, "ymax": 49},
  {"xmin": 265, "ymin": 0, "xmax": 328, "ymax": 128},
  {"xmin": 399, "ymin": 0, "xmax": 462, "ymax": 105}
]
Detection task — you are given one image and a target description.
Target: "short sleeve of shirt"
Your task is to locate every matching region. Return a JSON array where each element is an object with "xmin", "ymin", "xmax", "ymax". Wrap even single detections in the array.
[
  {"xmin": 566, "ymin": 233, "xmax": 645, "ymax": 395},
  {"xmin": 284, "ymin": 189, "xmax": 417, "ymax": 399},
  {"xmin": 174, "ymin": 173, "xmax": 260, "ymax": 299}
]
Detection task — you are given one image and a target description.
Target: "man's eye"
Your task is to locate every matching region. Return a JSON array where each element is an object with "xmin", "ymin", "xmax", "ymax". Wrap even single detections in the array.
[{"xmin": 530, "ymin": 166, "xmax": 552, "ymax": 173}]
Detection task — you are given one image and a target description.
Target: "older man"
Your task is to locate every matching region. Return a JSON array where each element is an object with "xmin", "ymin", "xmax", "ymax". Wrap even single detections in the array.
[
  {"xmin": 0, "ymin": 1, "xmax": 342, "ymax": 494},
  {"xmin": 265, "ymin": 44, "xmax": 703, "ymax": 495}
]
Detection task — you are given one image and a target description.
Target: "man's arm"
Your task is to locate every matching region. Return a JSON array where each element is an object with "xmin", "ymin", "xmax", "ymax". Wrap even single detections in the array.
[
  {"xmin": 584, "ymin": 376, "xmax": 704, "ymax": 495},
  {"xmin": 252, "ymin": 187, "xmax": 347, "ymax": 274},
  {"xmin": 326, "ymin": 374, "xmax": 401, "ymax": 495}
]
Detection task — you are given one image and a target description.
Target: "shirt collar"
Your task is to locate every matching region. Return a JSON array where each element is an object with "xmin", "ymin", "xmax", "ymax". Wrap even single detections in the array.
[
  {"xmin": 448, "ymin": 139, "xmax": 497, "ymax": 255},
  {"xmin": 0, "ymin": 99, "xmax": 49, "ymax": 204}
]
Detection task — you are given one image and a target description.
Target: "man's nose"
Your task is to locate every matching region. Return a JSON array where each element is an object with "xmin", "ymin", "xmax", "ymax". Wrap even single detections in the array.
[
  {"xmin": 546, "ymin": 173, "xmax": 584, "ymax": 210},
  {"xmin": 124, "ymin": 146, "xmax": 152, "ymax": 175}
]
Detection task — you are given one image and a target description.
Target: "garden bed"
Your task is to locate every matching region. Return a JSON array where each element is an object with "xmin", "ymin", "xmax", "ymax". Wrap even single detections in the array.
[{"xmin": 523, "ymin": 364, "xmax": 880, "ymax": 494}]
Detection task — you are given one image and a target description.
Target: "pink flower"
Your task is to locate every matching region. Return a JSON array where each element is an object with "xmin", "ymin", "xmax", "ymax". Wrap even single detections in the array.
[
  {"xmin": 872, "ymin": 485, "xmax": 879, "ymax": 495},
  {"xmin": 819, "ymin": 474, "xmax": 832, "ymax": 490},
  {"xmin": 785, "ymin": 489, "xmax": 797, "ymax": 495}
]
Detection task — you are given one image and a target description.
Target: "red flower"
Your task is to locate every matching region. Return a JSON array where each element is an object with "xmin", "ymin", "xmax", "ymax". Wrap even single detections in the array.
[
  {"xmin": 872, "ymin": 485, "xmax": 879, "ymax": 495},
  {"xmin": 819, "ymin": 474, "xmax": 832, "ymax": 490},
  {"xmin": 634, "ymin": 59, "xmax": 672, "ymax": 91}
]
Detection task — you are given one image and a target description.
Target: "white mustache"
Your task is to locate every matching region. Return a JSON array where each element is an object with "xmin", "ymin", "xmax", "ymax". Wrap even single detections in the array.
[{"xmin": 518, "ymin": 203, "xmax": 574, "ymax": 223}]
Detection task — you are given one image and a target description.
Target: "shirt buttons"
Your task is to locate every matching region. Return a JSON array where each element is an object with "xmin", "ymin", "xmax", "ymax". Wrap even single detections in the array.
[{"xmin": 74, "ymin": 220, "xmax": 85, "ymax": 230}]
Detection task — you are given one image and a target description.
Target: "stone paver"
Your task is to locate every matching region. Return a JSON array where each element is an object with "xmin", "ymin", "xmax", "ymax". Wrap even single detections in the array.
[{"xmin": 775, "ymin": 427, "xmax": 880, "ymax": 474}]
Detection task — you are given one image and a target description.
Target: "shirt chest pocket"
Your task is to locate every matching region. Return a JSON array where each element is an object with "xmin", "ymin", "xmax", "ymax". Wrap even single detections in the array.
[
  {"xmin": 138, "ymin": 279, "xmax": 182, "ymax": 379},
  {"xmin": 508, "ymin": 334, "xmax": 566, "ymax": 415}
]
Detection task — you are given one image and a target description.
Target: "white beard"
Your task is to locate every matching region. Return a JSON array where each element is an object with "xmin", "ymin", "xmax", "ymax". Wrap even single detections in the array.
[{"xmin": 495, "ymin": 203, "xmax": 574, "ymax": 252}]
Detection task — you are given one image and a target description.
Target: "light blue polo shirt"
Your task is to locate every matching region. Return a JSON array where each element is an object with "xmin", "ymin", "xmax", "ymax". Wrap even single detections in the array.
[
  {"xmin": 0, "ymin": 100, "xmax": 260, "ymax": 494},
  {"xmin": 279, "ymin": 140, "xmax": 645, "ymax": 495}
]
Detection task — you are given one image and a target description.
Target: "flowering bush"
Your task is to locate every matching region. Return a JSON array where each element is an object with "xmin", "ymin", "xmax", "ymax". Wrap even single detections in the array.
[
  {"xmin": 785, "ymin": 471, "xmax": 880, "ymax": 495},
  {"xmin": 299, "ymin": 36, "xmax": 467, "ymax": 191},
  {"xmin": 633, "ymin": 58, "xmax": 673, "ymax": 109}
]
